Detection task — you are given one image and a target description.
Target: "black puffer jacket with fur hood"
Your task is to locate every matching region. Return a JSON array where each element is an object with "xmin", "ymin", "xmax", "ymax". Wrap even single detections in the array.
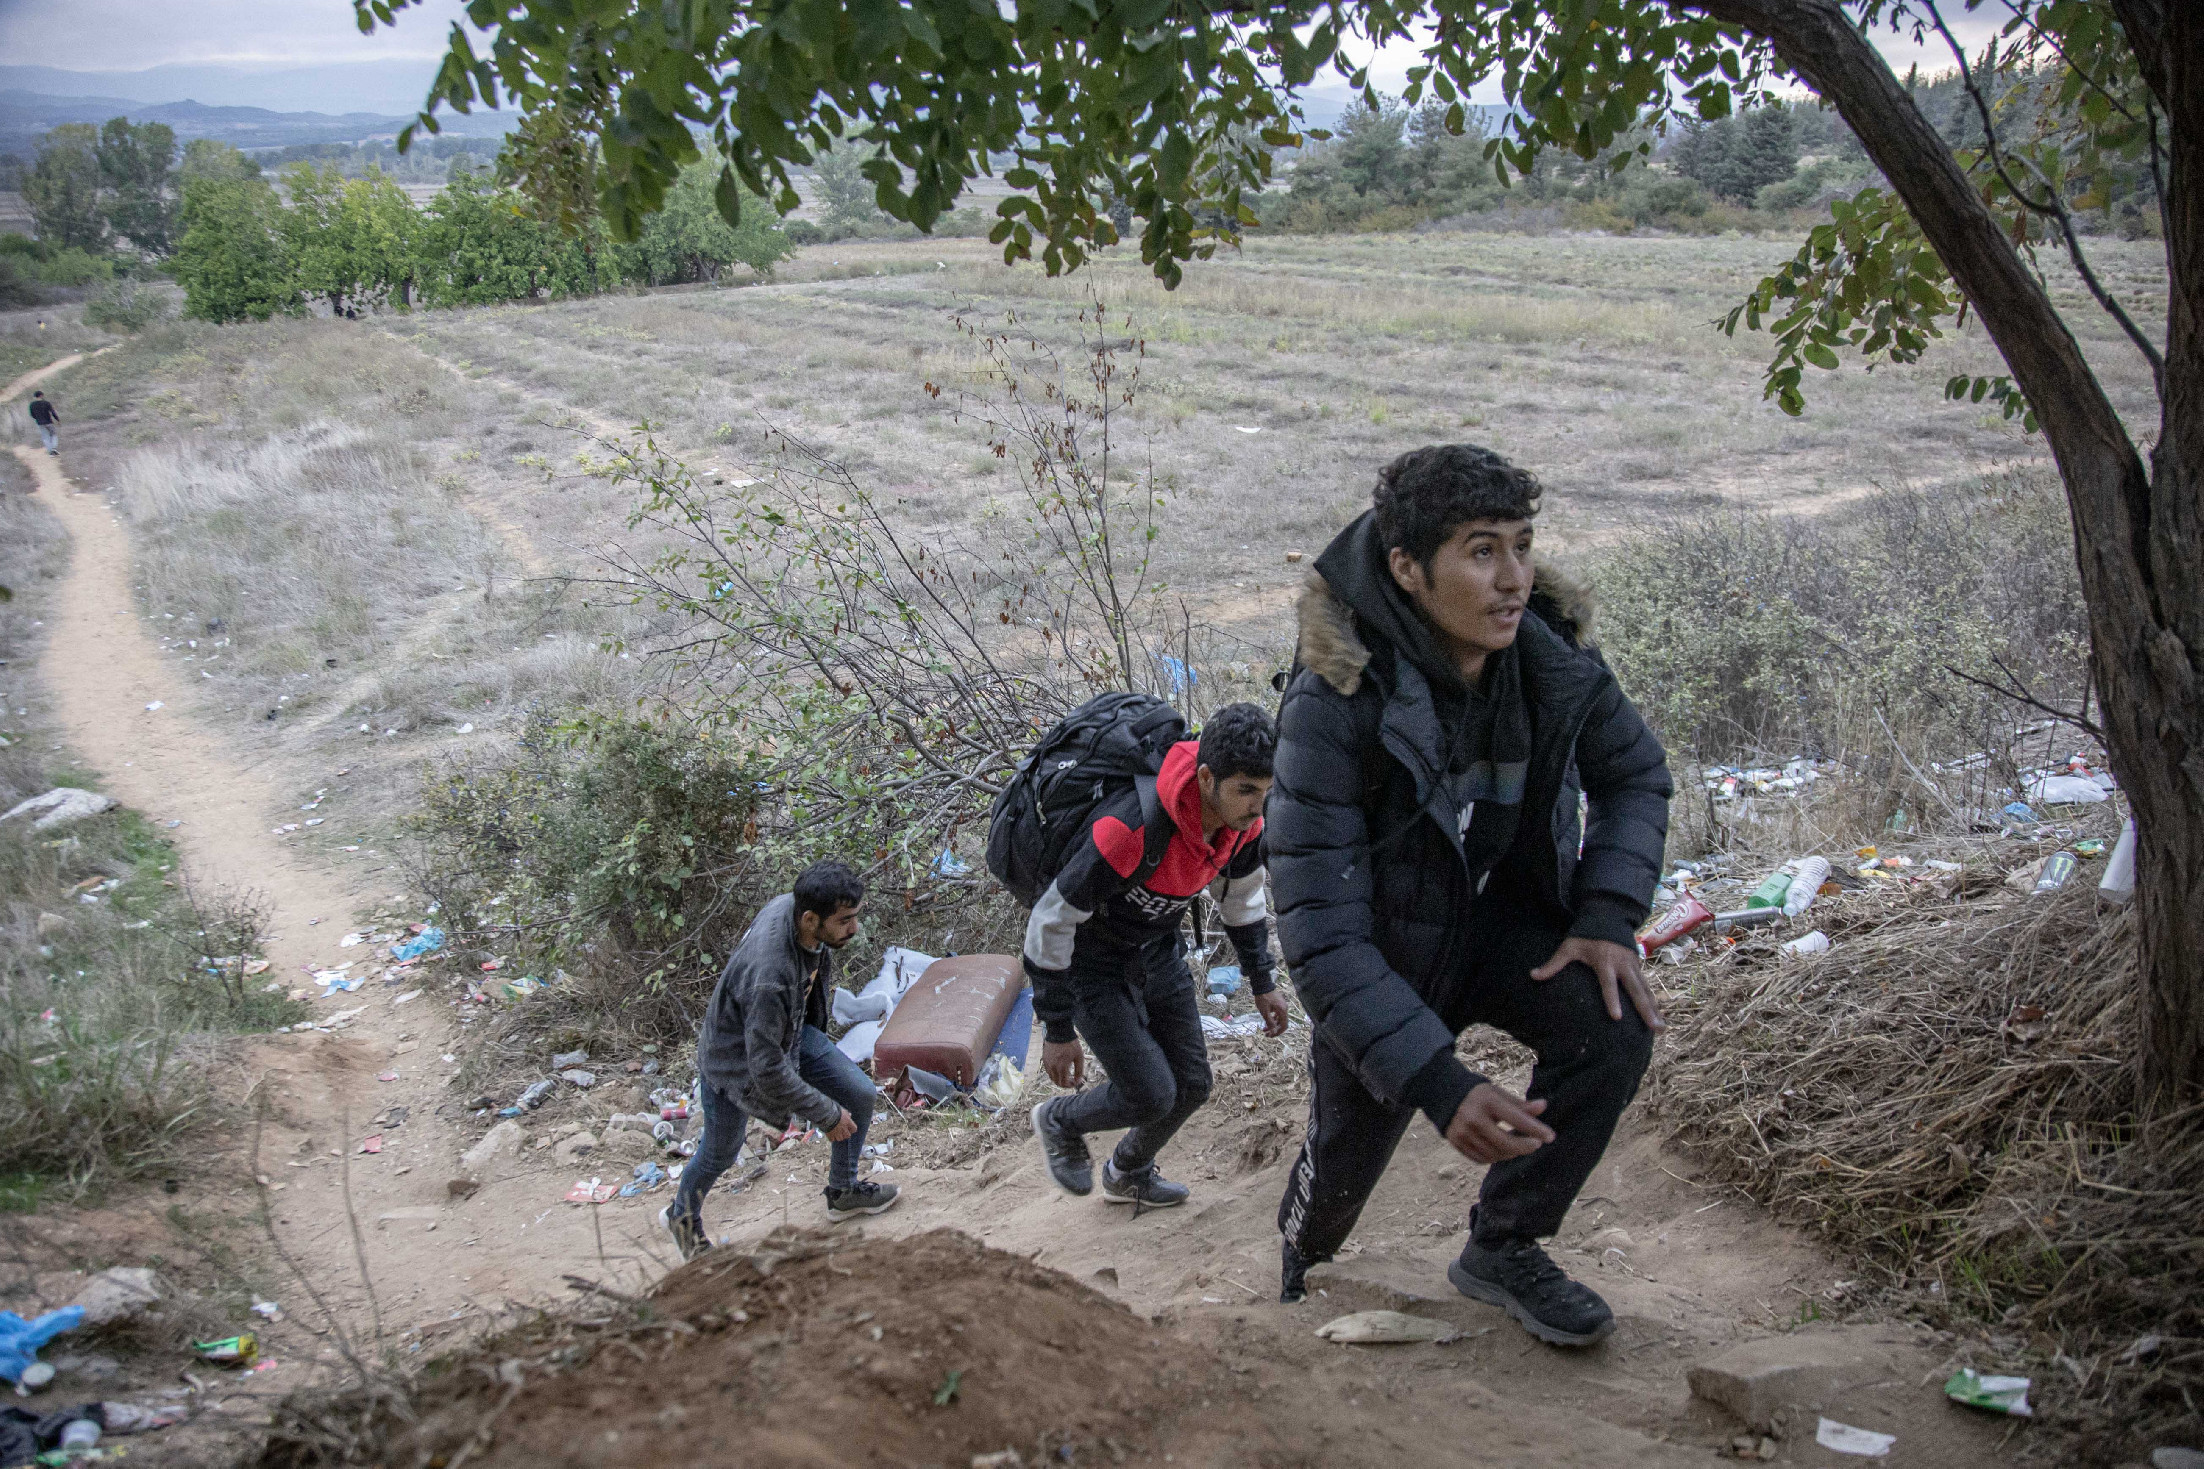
[{"xmin": 1268, "ymin": 512, "xmax": 1672, "ymax": 1125}]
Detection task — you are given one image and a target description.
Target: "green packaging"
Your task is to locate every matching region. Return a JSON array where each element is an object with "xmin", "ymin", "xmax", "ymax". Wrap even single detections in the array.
[{"xmin": 1745, "ymin": 871, "xmax": 1793, "ymax": 909}]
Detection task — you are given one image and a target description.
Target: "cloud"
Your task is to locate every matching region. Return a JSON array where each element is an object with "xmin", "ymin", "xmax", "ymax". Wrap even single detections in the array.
[{"xmin": 0, "ymin": 0, "xmax": 472, "ymax": 71}]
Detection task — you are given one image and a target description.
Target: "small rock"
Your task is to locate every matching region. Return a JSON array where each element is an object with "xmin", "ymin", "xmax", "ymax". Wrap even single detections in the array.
[
  {"xmin": 554, "ymin": 1131, "xmax": 601, "ymax": 1163},
  {"xmin": 446, "ymin": 1177, "xmax": 481, "ymax": 1200},
  {"xmin": 69, "ymin": 1267, "xmax": 161, "ymax": 1327},
  {"xmin": 1284, "ymin": 550, "xmax": 1304, "ymax": 564},
  {"xmin": 455, "ymin": 1118, "xmax": 525, "ymax": 1186},
  {"xmin": 2153, "ymin": 1451, "xmax": 2204, "ymax": 1469},
  {"xmin": 1688, "ymin": 1332, "xmax": 1900, "ymax": 1433},
  {"xmin": 35, "ymin": 912, "xmax": 66, "ymax": 937},
  {"xmin": 1588, "ymin": 1227, "xmax": 1635, "ymax": 1253}
]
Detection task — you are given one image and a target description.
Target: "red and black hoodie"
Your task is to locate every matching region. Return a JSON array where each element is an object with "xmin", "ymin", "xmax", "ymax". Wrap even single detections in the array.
[{"xmin": 1022, "ymin": 740, "xmax": 1274, "ymax": 1044}]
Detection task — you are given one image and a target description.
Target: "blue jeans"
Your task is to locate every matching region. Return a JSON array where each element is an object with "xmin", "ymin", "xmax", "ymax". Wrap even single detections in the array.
[
  {"xmin": 671, "ymin": 1025, "xmax": 873, "ymax": 1231},
  {"xmin": 37, "ymin": 424, "xmax": 57, "ymax": 452}
]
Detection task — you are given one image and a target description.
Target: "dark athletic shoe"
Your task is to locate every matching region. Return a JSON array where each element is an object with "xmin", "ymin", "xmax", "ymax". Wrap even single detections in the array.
[
  {"xmin": 656, "ymin": 1203, "xmax": 708, "ymax": 1261},
  {"xmin": 822, "ymin": 1179, "xmax": 901, "ymax": 1222},
  {"xmin": 1448, "ymin": 1237, "xmax": 1615, "ymax": 1346},
  {"xmin": 1279, "ymin": 1239, "xmax": 1318, "ymax": 1303},
  {"xmin": 1032, "ymin": 1096, "xmax": 1094, "ymax": 1197},
  {"xmin": 1100, "ymin": 1159, "xmax": 1189, "ymax": 1210}
]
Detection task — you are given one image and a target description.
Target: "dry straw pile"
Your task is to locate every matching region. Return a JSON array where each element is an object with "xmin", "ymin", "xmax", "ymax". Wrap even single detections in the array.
[{"xmin": 1652, "ymin": 880, "xmax": 2201, "ymax": 1451}]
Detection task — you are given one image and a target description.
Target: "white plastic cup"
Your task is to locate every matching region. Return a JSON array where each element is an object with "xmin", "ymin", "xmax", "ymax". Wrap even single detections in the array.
[
  {"xmin": 2099, "ymin": 816, "xmax": 2137, "ymax": 905},
  {"xmin": 1780, "ymin": 930, "xmax": 1830, "ymax": 957}
]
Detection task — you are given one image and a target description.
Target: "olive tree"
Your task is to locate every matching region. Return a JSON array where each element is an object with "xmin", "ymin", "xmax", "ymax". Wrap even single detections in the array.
[{"xmin": 360, "ymin": 0, "xmax": 2200, "ymax": 1105}]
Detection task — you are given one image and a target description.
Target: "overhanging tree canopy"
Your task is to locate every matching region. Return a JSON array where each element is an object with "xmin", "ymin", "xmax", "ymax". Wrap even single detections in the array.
[{"xmin": 359, "ymin": 0, "xmax": 2198, "ymax": 1105}]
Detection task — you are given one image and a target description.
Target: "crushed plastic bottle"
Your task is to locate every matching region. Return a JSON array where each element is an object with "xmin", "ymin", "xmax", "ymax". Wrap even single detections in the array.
[{"xmin": 1782, "ymin": 857, "xmax": 1832, "ymax": 917}]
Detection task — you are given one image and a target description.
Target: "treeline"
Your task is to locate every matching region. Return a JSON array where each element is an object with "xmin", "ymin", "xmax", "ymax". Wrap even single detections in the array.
[
  {"xmin": 1276, "ymin": 64, "xmax": 2159, "ymax": 239},
  {"xmin": 172, "ymin": 151, "xmax": 794, "ymax": 323}
]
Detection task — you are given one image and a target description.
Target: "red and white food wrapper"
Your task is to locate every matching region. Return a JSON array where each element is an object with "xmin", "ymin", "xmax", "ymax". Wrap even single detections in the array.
[
  {"xmin": 1637, "ymin": 893, "xmax": 1713, "ymax": 954},
  {"xmin": 564, "ymin": 1178, "xmax": 617, "ymax": 1204}
]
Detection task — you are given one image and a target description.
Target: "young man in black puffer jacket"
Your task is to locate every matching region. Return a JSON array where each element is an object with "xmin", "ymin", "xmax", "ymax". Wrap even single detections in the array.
[{"xmin": 1268, "ymin": 444, "xmax": 1672, "ymax": 1346}]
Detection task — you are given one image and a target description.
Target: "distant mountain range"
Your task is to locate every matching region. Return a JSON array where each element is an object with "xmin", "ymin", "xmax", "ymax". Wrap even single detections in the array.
[{"xmin": 0, "ymin": 63, "xmax": 513, "ymax": 157}]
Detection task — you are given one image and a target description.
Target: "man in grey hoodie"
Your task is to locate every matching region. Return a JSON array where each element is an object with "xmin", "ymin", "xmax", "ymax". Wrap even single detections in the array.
[{"xmin": 661, "ymin": 859, "xmax": 899, "ymax": 1258}]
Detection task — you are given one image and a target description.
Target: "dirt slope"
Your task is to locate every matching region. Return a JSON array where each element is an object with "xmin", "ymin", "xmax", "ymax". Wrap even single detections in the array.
[{"xmin": 12, "ymin": 353, "xmax": 2024, "ymax": 1467}]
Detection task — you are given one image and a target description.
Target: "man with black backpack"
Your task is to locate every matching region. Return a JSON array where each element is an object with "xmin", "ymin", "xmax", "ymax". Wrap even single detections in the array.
[
  {"xmin": 1268, "ymin": 444, "xmax": 1672, "ymax": 1346},
  {"xmin": 991, "ymin": 699, "xmax": 1288, "ymax": 1210}
]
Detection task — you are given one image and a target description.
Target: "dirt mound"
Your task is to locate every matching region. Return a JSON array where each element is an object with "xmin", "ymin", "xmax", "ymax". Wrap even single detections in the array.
[{"xmin": 259, "ymin": 1227, "xmax": 1241, "ymax": 1468}]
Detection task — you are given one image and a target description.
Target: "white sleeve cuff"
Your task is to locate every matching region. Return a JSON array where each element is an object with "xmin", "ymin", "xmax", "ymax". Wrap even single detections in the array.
[{"xmin": 1023, "ymin": 880, "xmax": 1092, "ymax": 970}]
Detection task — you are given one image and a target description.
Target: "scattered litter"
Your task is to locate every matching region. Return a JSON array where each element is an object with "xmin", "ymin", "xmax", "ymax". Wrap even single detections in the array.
[
  {"xmin": 389, "ymin": 927, "xmax": 444, "ymax": 961},
  {"xmin": 339, "ymin": 932, "xmax": 366, "ymax": 947},
  {"xmin": 0, "ymin": 1306, "xmax": 83, "ymax": 1384},
  {"xmin": 931, "ymin": 848, "xmax": 972, "ymax": 878},
  {"xmin": 250, "ymin": 1301, "xmax": 283, "ymax": 1321},
  {"xmin": 1232, "ymin": 425, "xmax": 1261, "ymax": 434},
  {"xmin": 377, "ymin": 1071, "xmax": 399, "ymax": 1083},
  {"xmin": 2100, "ymin": 817, "xmax": 2137, "ymax": 905},
  {"xmin": 1199, "ymin": 1013, "xmax": 1264, "ymax": 1039},
  {"xmin": 2028, "ymin": 773, "xmax": 2108, "ymax": 806},
  {"xmin": 564, "ymin": 1178, "xmax": 617, "ymax": 1205},
  {"xmin": 1314, "ymin": 1310, "xmax": 1461, "ymax": 1344},
  {"xmin": 551, "ymin": 1050, "xmax": 589, "ymax": 1069},
  {"xmin": 1943, "ymin": 1368, "xmax": 2032, "ymax": 1417},
  {"xmin": 617, "ymin": 1162, "xmax": 667, "ymax": 1198},
  {"xmin": 358, "ymin": 1135, "xmax": 383, "ymax": 1155},
  {"xmin": 559, "ymin": 1069, "xmax": 596, "ymax": 1089},
  {"xmin": 143, "ymin": 701, "xmax": 162, "ymax": 712},
  {"xmin": 457, "ymin": 722, "xmax": 474, "ymax": 734},
  {"xmin": 1638, "ymin": 893, "xmax": 1712, "ymax": 953},
  {"xmin": 1779, "ymin": 930, "xmax": 1830, "ymax": 957},
  {"xmin": 973, "ymin": 1055, "xmax": 1027, "ymax": 1111},
  {"xmin": 1205, "ymin": 964, "xmax": 1243, "ymax": 997},
  {"xmin": 502, "ymin": 975, "xmax": 542, "ymax": 1000},
  {"xmin": 391, "ymin": 989, "xmax": 421, "ymax": 1005},
  {"xmin": 1814, "ymin": 1418, "xmax": 1894, "ymax": 1457},
  {"xmin": 510, "ymin": 1080, "xmax": 555, "ymax": 1113},
  {"xmin": 190, "ymin": 1335, "xmax": 257, "ymax": 1367},
  {"xmin": 314, "ymin": 970, "xmax": 362, "ymax": 992}
]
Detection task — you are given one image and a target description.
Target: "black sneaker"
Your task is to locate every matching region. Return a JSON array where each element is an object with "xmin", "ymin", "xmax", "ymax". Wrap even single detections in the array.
[
  {"xmin": 656, "ymin": 1203, "xmax": 708, "ymax": 1261},
  {"xmin": 1100, "ymin": 1159, "xmax": 1189, "ymax": 1209},
  {"xmin": 823, "ymin": 1179, "xmax": 901, "ymax": 1221},
  {"xmin": 1032, "ymin": 1096, "xmax": 1094, "ymax": 1197},
  {"xmin": 1448, "ymin": 1236, "xmax": 1615, "ymax": 1346},
  {"xmin": 1279, "ymin": 1239, "xmax": 1319, "ymax": 1303}
]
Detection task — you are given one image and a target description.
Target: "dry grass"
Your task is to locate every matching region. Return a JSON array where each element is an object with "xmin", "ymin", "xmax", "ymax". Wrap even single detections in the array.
[{"xmin": 1650, "ymin": 879, "xmax": 2201, "ymax": 1461}]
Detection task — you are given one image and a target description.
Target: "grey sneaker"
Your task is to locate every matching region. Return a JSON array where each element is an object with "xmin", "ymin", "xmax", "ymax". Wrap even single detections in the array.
[
  {"xmin": 1448, "ymin": 1236, "xmax": 1615, "ymax": 1346},
  {"xmin": 823, "ymin": 1179, "xmax": 901, "ymax": 1222},
  {"xmin": 1032, "ymin": 1096, "xmax": 1094, "ymax": 1196},
  {"xmin": 1100, "ymin": 1159, "xmax": 1189, "ymax": 1209},
  {"xmin": 657, "ymin": 1203, "xmax": 707, "ymax": 1261}
]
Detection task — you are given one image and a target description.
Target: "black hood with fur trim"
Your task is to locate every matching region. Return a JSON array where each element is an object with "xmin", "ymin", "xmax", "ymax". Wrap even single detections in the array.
[{"xmin": 1264, "ymin": 511, "xmax": 1671, "ymax": 1123}]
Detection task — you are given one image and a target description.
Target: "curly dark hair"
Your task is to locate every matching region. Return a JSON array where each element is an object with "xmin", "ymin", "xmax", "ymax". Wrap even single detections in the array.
[
  {"xmin": 792, "ymin": 859, "xmax": 865, "ymax": 919},
  {"xmin": 1196, "ymin": 702, "xmax": 1276, "ymax": 782},
  {"xmin": 1373, "ymin": 443, "xmax": 1541, "ymax": 570}
]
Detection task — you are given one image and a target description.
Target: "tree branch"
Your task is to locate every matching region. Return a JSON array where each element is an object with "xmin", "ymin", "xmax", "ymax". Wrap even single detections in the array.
[
  {"xmin": 1925, "ymin": 2, "xmax": 2165, "ymax": 398},
  {"xmin": 1942, "ymin": 658, "xmax": 2107, "ymax": 745}
]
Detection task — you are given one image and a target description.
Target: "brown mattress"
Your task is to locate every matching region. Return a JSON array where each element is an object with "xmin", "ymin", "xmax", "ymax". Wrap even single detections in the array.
[{"xmin": 871, "ymin": 954, "xmax": 1023, "ymax": 1088}]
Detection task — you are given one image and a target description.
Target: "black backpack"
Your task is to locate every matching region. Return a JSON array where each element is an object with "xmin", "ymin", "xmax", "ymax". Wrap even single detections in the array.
[{"xmin": 986, "ymin": 692, "xmax": 1187, "ymax": 908}]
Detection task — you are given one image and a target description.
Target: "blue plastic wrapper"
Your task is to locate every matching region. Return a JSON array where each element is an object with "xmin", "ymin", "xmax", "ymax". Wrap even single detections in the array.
[
  {"xmin": 1206, "ymin": 965, "xmax": 1243, "ymax": 996},
  {"xmin": 390, "ymin": 926, "xmax": 445, "ymax": 962},
  {"xmin": 0, "ymin": 1306, "xmax": 84, "ymax": 1382}
]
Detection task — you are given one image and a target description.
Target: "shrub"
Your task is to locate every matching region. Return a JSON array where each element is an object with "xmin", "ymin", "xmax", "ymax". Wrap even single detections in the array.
[
  {"xmin": 27, "ymin": 246, "xmax": 115, "ymax": 288},
  {"xmin": 82, "ymin": 279, "xmax": 173, "ymax": 332}
]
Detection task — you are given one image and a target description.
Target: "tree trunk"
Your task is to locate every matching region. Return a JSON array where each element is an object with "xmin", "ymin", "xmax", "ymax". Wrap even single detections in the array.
[{"xmin": 1692, "ymin": 0, "xmax": 2203, "ymax": 1104}]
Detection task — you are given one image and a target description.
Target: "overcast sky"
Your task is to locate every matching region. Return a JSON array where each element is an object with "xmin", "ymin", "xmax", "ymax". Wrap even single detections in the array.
[{"xmin": 1, "ymin": 0, "xmax": 1996, "ymax": 112}]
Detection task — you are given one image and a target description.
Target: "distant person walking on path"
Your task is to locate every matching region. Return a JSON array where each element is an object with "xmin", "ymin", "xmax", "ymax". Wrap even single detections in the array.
[
  {"xmin": 27, "ymin": 391, "xmax": 58, "ymax": 455},
  {"xmin": 660, "ymin": 859, "xmax": 899, "ymax": 1259},
  {"xmin": 1268, "ymin": 444, "xmax": 1673, "ymax": 1346}
]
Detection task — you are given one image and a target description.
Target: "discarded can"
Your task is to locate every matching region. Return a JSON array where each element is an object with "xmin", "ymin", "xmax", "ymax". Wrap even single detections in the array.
[
  {"xmin": 192, "ymin": 1334, "xmax": 258, "ymax": 1366},
  {"xmin": 1637, "ymin": 893, "xmax": 1713, "ymax": 954},
  {"xmin": 1781, "ymin": 856, "xmax": 1832, "ymax": 916},
  {"xmin": 59, "ymin": 1420, "xmax": 101, "ymax": 1450},
  {"xmin": 660, "ymin": 1101, "xmax": 691, "ymax": 1121},
  {"xmin": 1745, "ymin": 871, "xmax": 1793, "ymax": 910},
  {"xmin": 2071, "ymin": 837, "xmax": 2107, "ymax": 858},
  {"xmin": 516, "ymin": 1079, "xmax": 554, "ymax": 1110},
  {"xmin": 1712, "ymin": 907, "xmax": 1786, "ymax": 936},
  {"xmin": 2033, "ymin": 851, "xmax": 2079, "ymax": 895}
]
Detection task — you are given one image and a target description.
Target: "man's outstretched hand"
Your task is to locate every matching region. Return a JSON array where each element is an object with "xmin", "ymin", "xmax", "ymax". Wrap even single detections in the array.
[
  {"xmin": 1042, "ymin": 1038, "xmax": 1087, "ymax": 1089},
  {"xmin": 1532, "ymin": 936, "xmax": 1666, "ymax": 1033},
  {"xmin": 1443, "ymin": 1083, "xmax": 1554, "ymax": 1164},
  {"xmin": 1253, "ymin": 988, "xmax": 1291, "ymax": 1037}
]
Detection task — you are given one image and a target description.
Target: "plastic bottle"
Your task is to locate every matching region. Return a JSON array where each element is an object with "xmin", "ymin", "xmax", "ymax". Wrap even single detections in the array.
[
  {"xmin": 1780, "ymin": 930, "xmax": 1830, "ymax": 956},
  {"xmin": 60, "ymin": 1421, "xmax": 101, "ymax": 1450},
  {"xmin": 1745, "ymin": 869, "xmax": 1794, "ymax": 910},
  {"xmin": 1782, "ymin": 857, "xmax": 1832, "ymax": 917}
]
